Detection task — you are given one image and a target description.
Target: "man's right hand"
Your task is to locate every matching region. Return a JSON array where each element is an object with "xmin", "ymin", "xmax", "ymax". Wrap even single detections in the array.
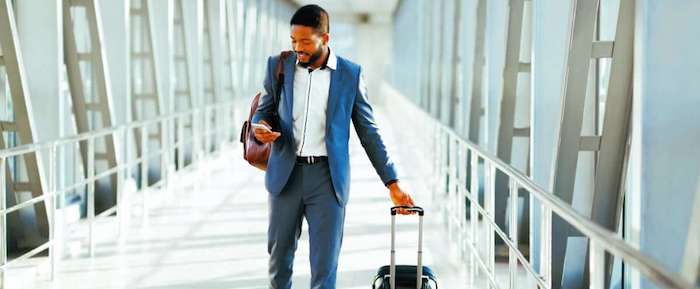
[{"xmin": 253, "ymin": 120, "xmax": 281, "ymax": 144}]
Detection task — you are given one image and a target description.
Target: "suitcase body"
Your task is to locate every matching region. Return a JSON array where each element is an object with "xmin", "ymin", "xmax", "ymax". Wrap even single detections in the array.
[
  {"xmin": 371, "ymin": 206, "xmax": 438, "ymax": 289},
  {"xmin": 372, "ymin": 265, "xmax": 437, "ymax": 289}
]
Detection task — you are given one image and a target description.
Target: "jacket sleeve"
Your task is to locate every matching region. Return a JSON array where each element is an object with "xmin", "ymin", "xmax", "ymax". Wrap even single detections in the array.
[
  {"xmin": 251, "ymin": 56, "xmax": 276, "ymax": 126},
  {"xmin": 351, "ymin": 66, "xmax": 399, "ymax": 186}
]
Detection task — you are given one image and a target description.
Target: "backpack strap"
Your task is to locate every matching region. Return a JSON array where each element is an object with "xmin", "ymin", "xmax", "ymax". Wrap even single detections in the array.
[{"xmin": 272, "ymin": 51, "xmax": 293, "ymax": 114}]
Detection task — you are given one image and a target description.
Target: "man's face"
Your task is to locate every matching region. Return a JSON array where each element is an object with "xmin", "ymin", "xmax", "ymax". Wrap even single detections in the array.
[{"xmin": 290, "ymin": 25, "xmax": 328, "ymax": 66}]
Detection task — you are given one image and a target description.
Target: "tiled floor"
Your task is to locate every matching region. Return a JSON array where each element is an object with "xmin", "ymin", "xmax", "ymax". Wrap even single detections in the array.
[{"xmin": 13, "ymin": 110, "xmax": 472, "ymax": 289}]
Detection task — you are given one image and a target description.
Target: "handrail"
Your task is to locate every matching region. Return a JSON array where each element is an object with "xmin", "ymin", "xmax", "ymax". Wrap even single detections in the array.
[
  {"xmin": 0, "ymin": 101, "xmax": 235, "ymax": 158},
  {"xmin": 438, "ymin": 122, "xmax": 696, "ymax": 289},
  {"xmin": 0, "ymin": 100, "xmax": 241, "ymax": 281},
  {"xmin": 385, "ymin": 91, "xmax": 698, "ymax": 289}
]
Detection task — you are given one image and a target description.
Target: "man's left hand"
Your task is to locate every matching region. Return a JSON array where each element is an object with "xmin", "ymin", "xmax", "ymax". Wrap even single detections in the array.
[{"xmin": 388, "ymin": 181, "xmax": 416, "ymax": 215}]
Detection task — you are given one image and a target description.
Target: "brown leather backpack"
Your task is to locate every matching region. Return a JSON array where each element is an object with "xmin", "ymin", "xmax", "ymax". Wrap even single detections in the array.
[{"xmin": 240, "ymin": 51, "xmax": 293, "ymax": 171}]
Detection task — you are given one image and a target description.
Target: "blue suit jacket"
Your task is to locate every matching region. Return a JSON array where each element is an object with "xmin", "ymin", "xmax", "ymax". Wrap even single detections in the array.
[{"xmin": 252, "ymin": 53, "xmax": 398, "ymax": 207}]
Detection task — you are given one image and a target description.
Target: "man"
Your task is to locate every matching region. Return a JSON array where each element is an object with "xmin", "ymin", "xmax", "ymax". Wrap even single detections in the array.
[{"xmin": 252, "ymin": 4, "xmax": 416, "ymax": 289}]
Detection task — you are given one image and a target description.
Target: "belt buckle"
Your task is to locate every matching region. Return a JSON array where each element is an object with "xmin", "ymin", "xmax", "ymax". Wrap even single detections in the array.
[{"xmin": 308, "ymin": 156, "xmax": 314, "ymax": 164}]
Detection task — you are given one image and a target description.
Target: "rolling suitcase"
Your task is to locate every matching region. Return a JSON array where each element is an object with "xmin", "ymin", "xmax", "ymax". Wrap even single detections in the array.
[{"xmin": 372, "ymin": 206, "xmax": 438, "ymax": 289}]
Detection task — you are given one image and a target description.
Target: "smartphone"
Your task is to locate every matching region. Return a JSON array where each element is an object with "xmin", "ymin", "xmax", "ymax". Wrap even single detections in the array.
[{"xmin": 251, "ymin": 123, "xmax": 273, "ymax": 133}]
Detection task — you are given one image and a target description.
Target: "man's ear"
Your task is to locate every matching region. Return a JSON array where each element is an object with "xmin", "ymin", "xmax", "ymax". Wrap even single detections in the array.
[{"xmin": 321, "ymin": 33, "xmax": 330, "ymax": 45}]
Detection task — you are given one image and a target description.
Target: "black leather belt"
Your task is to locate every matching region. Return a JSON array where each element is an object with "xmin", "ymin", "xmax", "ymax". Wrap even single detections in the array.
[{"xmin": 296, "ymin": 156, "xmax": 328, "ymax": 164}]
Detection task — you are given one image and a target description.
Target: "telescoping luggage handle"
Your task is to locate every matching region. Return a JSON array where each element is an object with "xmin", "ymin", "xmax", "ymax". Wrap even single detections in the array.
[{"xmin": 390, "ymin": 206, "xmax": 424, "ymax": 289}]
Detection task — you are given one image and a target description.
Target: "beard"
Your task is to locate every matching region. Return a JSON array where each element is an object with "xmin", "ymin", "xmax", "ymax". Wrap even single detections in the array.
[{"xmin": 298, "ymin": 46, "xmax": 324, "ymax": 68}]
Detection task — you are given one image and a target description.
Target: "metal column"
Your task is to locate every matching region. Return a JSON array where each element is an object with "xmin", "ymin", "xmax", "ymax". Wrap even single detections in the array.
[
  {"xmin": 63, "ymin": 0, "xmax": 120, "ymax": 214},
  {"xmin": 0, "ymin": 0, "xmax": 49, "ymax": 250},
  {"xmin": 447, "ymin": 0, "xmax": 461, "ymax": 129},
  {"xmin": 173, "ymin": 0, "xmax": 194, "ymax": 169},
  {"xmin": 223, "ymin": 0, "xmax": 241, "ymax": 141},
  {"xmin": 494, "ymin": 0, "xmax": 532, "ymax": 251},
  {"xmin": 419, "ymin": 0, "xmax": 432, "ymax": 110},
  {"xmin": 429, "ymin": 0, "xmax": 443, "ymax": 118},
  {"xmin": 254, "ymin": 0, "xmax": 271, "ymax": 92},
  {"xmin": 222, "ymin": 0, "xmax": 236, "ymax": 101},
  {"xmin": 682, "ymin": 178, "xmax": 700, "ymax": 285},
  {"xmin": 233, "ymin": 0, "xmax": 245, "ymax": 95},
  {"xmin": 240, "ymin": 0, "xmax": 254, "ymax": 95},
  {"xmin": 427, "ymin": 0, "xmax": 435, "ymax": 113},
  {"xmin": 467, "ymin": 0, "xmax": 486, "ymax": 145},
  {"xmin": 130, "ymin": 0, "xmax": 164, "ymax": 186},
  {"xmin": 549, "ymin": 0, "xmax": 635, "ymax": 288},
  {"xmin": 202, "ymin": 0, "xmax": 218, "ymax": 152},
  {"xmin": 463, "ymin": 0, "xmax": 487, "ymax": 219}
]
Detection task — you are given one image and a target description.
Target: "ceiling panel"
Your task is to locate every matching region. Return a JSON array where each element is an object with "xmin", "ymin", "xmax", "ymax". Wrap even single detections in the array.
[{"xmin": 291, "ymin": 0, "xmax": 399, "ymax": 15}]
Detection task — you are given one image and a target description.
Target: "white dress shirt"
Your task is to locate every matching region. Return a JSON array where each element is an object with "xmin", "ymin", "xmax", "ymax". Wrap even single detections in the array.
[{"xmin": 292, "ymin": 48, "xmax": 337, "ymax": 157}]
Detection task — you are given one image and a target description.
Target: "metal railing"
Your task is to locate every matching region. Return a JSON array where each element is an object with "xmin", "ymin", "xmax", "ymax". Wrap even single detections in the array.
[
  {"xmin": 384, "ymin": 90, "xmax": 698, "ymax": 289},
  {"xmin": 0, "ymin": 101, "xmax": 241, "ymax": 282}
]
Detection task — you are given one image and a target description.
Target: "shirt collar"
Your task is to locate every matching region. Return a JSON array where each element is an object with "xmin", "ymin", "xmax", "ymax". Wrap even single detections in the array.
[
  {"xmin": 296, "ymin": 47, "xmax": 337, "ymax": 71},
  {"xmin": 326, "ymin": 48, "xmax": 337, "ymax": 70}
]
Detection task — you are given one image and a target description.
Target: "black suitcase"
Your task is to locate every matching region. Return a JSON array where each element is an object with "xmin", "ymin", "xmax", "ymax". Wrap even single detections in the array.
[{"xmin": 371, "ymin": 206, "xmax": 438, "ymax": 289}]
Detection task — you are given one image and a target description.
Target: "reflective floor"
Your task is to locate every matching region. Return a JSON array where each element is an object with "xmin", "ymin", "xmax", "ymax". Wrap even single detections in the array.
[{"xmin": 12, "ymin": 110, "xmax": 471, "ymax": 289}]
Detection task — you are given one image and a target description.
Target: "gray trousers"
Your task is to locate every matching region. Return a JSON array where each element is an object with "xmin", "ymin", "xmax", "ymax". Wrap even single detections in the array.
[{"xmin": 267, "ymin": 160, "xmax": 345, "ymax": 289}]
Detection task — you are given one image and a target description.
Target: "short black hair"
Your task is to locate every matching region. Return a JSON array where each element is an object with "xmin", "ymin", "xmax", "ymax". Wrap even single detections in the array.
[{"xmin": 290, "ymin": 4, "xmax": 329, "ymax": 34}]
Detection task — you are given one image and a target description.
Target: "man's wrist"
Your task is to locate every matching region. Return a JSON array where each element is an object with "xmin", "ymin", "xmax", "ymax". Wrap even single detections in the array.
[{"xmin": 385, "ymin": 179, "xmax": 398, "ymax": 188}]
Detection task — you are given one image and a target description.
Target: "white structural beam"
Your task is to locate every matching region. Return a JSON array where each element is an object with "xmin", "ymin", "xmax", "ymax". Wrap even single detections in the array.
[
  {"xmin": 549, "ymin": 0, "xmax": 635, "ymax": 288},
  {"xmin": 493, "ymin": 0, "xmax": 532, "ymax": 250},
  {"xmin": 172, "ymin": 0, "xmax": 195, "ymax": 169},
  {"xmin": 682, "ymin": 179, "xmax": 700, "ymax": 285},
  {"xmin": 63, "ymin": 0, "xmax": 120, "ymax": 214},
  {"xmin": 0, "ymin": 0, "xmax": 49, "ymax": 249},
  {"xmin": 202, "ymin": 0, "xmax": 219, "ymax": 152},
  {"xmin": 222, "ymin": 0, "xmax": 240, "ymax": 142},
  {"xmin": 467, "ymin": 0, "xmax": 486, "ymax": 144},
  {"xmin": 130, "ymin": 0, "xmax": 165, "ymax": 185}
]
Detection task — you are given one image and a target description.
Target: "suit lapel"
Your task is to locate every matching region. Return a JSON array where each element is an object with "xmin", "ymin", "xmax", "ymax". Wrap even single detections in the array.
[
  {"xmin": 326, "ymin": 58, "xmax": 342, "ymax": 131},
  {"xmin": 283, "ymin": 54, "xmax": 295, "ymax": 133}
]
